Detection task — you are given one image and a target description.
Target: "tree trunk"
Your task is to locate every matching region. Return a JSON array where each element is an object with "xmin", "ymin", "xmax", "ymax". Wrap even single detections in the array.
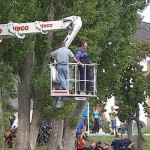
[
  {"xmin": 47, "ymin": 100, "xmax": 86, "ymax": 150},
  {"xmin": 30, "ymin": 102, "xmax": 41, "ymax": 150},
  {"xmin": 46, "ymin": 1, "xmax": 87, "ymax": 149},
  {"xmin": 127, "ymin": 119, "xmax": 133, "ymax": 141},
  {"xmin": 61, "ymin": 127, "xmax": 76, "ymax": 150},
  {"xmin": 135, "ymin": 103, "xmax": 143, "ymax": 150},
  {"xmin": 30, "ymin": 0, "xmax": 55, "ymax": 148},
  {"xmin": 61, "ymin": 101, "xmax": 86, "ymax": 150},
  {"xmin": 0, "ymin": 90, "xmax": 4, "ymax": 150},
  {"xmin": 14, "ymin": 42, "xmax": 35, "ymax": 150},
  {"xmin": 47, "ymin": 119, "xmax": 64, "ymax": 150}
]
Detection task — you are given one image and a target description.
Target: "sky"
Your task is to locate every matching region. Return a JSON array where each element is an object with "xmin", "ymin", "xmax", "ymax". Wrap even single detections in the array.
[{"xmin": 140, "ymin": 4, "xmax": 150, "ymax": 23}]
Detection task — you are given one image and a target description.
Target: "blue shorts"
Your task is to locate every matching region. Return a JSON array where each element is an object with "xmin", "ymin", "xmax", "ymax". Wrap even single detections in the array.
[{"xmin": 111, "ymin": 120, "xmax": 116, "ymax": 129}]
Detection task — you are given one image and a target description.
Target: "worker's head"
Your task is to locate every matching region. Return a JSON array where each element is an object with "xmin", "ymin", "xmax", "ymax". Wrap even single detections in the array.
[
  {"xmin": 60, "ymin": 41, "xmax": 66, "ymax": 47},
  {"xmin": 81, "ymin": 41, "xmax": 88, "ymax": 49}
]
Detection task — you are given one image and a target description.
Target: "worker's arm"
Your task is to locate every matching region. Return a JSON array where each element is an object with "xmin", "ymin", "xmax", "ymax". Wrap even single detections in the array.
[
  {"xmin": 51, "ymin": 50, "xmax": 57, "ymax": 61},
  {"xmin": 72, "ymin": 56, "xmax": 84, "ymax": 67},
  {"xmin": 51, "ymin": 55, "xmax": 57, "ymax": 61}
]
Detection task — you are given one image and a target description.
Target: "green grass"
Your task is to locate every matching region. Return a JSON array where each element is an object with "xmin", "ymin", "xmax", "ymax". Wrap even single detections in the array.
[
  {"xmin": 84, "ymin": 135, "xmax": 150, "ymax": 150},
  {"xmin": 4, "ymin": 135, "xmax": 150, "ymax": 150},
  {"xmin": 133, "ymin": 127, "xmax": 150, "ymax": 135},
  {"xmin": 142, "ymin": 127, "xmax": 150, "ymax": 134}
]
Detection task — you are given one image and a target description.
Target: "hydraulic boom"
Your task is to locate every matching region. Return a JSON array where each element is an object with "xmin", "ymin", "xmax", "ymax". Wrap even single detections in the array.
[{"xmin": 0, "ymin": 16, "xmax": 82, "ymax": 47}]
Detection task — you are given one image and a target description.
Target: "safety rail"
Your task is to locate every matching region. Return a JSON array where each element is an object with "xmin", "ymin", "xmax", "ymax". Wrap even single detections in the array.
[{"xmin": 49, "ymin": 63, "xmax": 97, "ymax": 97}]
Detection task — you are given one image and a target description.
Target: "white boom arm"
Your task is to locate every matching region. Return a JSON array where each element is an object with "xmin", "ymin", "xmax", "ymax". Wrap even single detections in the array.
[{"xmin": 0, "ymin": 16, "xmax": 82, "ymax": 47}]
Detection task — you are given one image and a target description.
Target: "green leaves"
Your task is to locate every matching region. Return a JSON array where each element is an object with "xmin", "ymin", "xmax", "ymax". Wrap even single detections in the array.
[
  {"xmin": 0, "ymin": 63, "xmax": 17, "ymax": 101},
  {"xmin": 116, "ymin": 41, "xmax": 150, "ymax": 123},
  {"xmin": 1, "ymin": 0, "xmax": 150, "ymax": 123}
]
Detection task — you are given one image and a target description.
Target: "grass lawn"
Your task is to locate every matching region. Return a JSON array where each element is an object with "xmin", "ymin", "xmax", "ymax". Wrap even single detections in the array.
[
  {"xmin": 84, "ymin": 135, "xmax": 150, "ymax": 150},
  {"xmin": 34, "ymin": 135, "xmax": 150, "ymax": 150},
  {"xmin": 4, "ymin": 135, "xmax": 150, "ymax": 150}
]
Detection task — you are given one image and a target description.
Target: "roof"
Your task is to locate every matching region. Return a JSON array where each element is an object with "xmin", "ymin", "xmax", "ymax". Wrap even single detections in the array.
[{"xmin": 134, "ymin": 22, "xmax": 150, "ymax": 41}]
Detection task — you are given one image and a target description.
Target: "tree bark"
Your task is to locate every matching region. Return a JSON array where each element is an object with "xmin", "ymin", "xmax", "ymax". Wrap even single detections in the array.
[
  {"xmin": 47, "ymin": 100, "xmax": 86, "ymax": 150},
  {"xmin": 61, "ymin": 101, "xmax": 86, "ymax": 150},
  {"xmin": 127, "ymin": 119, "xmax": 133, "ymax": 141},
  {"xmin": 61, "ymin": 126, "xmax": 76, "ymax": 150},
  {"xmin": 30, "ymin": 0, "xmax": 55, "ymax": 148},
  {"xmin": 46, "ymin": 0, "xmax": 87, "ymax": 149},
  {"xmin": 47, "ymin": 119, "xmax": 64, "ymax": 150},
  {"xmin": 30, "ymin": 102, "xmax": 41, "ymax": 150},
  {"xmin": 0, "ymin": 90, "xmax": 4, "ymax": 150},
  {"xmin": 14, "ymin": 42, "xmax": 35, "ymax": 150},
  {"xmin": 135, "ymin": 103, "xmax": 143, "ymax": 150}
]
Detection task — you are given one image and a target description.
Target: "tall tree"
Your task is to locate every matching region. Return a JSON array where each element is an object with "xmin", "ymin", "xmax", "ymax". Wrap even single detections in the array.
[
  {"xmin": 0, "ymin": 0, "xmax": 45, "ymax": 149},
  {"xmin": 0, "ymin": 65, "xmax": 16, "ymax": 150},
  {"xmin": 46, "ymin": 0, "xmax": 150, "ymax": 149},
  {"xmin": 116, "ymin": 41, "xmax": 150, "ymax": 149},
  {"xmin": 1, "ymin": 0, "xmax": 150, "ymax": 150}
]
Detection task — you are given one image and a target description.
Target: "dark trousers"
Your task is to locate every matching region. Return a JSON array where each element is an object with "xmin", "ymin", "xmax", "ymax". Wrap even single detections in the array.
[
  {"xmin": 79, "ymin": 65, "xmax": 91, "ymax": 92},
  {"xmin": 94, "ymin": 118, "xmax": 99, "ymax": 133}
]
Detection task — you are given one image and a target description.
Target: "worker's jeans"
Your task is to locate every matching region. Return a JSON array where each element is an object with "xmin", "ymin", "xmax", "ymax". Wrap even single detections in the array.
[{"xmin": 57, "ymin": 64, "xmax": 68, "ymax": 90}]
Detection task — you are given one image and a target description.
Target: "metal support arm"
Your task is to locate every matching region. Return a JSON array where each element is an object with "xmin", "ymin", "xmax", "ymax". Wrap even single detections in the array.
[{"xmin": 0, "ymin": 16, "xmax": 82, "ymax": 46}]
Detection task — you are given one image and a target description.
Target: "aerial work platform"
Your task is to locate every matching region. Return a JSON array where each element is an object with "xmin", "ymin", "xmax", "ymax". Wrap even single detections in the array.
[{"xmin": 50, "ymin": 63, "xmax": 97, "ymax": 99}]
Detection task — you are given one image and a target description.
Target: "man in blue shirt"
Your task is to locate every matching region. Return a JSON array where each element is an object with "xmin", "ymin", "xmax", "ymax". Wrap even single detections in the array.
[
  {"xmin": 75, "ymin": 41, "xmax": 92, "ymax": 94},
  {"xmin": 51, "ymin": 42, "xmax": 83, "ymax": 90},
  {"xmin": 76, "ymin": 119, "xmax": 84, "ymax": 137}
]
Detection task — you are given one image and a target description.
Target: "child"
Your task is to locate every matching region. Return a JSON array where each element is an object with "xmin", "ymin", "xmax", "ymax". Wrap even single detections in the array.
[{"xmin": 76, "ymin": 135, "xmax": 85, "ymax": 150}]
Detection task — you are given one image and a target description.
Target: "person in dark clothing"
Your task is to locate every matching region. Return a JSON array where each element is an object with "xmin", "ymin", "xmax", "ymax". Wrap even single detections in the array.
[
  {"xmin": 95, "ymin": 141, "xmax": 103, "ymax": 150},
  {"xmin": 95, "ymin": 141, "xmax": 109, "ymax": 150},
  {"xmin": 92, "ymin": 105, "xmax": 101, "ymax": 134},
  {"xmin": 121, "ymin": 133, "xmax": 133, "ymax": 150},
  {"xmin": 75, "ymin": 41, "xmax": 92, "ymax": 94},
  {"xmin": 111, "ymin": 135, "xmax": 122, "ymax": 150},
  {"xmin": 87, "ymin": 141, "xmax": 96, "ymax": 150}
]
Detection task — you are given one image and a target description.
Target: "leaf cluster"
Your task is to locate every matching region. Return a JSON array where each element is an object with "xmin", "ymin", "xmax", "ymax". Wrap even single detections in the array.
[{"xmin": 116, "ymin": 41, "xmax": 150, "ymax": 122}]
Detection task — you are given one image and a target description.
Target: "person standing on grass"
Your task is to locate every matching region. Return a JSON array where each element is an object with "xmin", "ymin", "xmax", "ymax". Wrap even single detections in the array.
[
  {"xmin": 111, "ymin": 134, "xmax": 122, "ymax": 150},
  {"xmin": 109, "ymin": 106, "xmax": 117, "ymax": 135},
  {"xmin": 92, "ymin": 104, "xmax": 101, "ymax": 134},
  {"xmin": 81, "ymin": 102, "xmax": 88, "ymax": 139},
  {"xmin": 121, "ymin": 133, "xmax": 133, "ymax": 150}
]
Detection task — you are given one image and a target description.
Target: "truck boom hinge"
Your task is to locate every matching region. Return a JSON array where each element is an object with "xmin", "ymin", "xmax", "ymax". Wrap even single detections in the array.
[
  {"xmin": 8, "ymin": 22, "xmax": 25, "ymax": 39},
  {"xmin": 35, "ymin": 21, "xmax": 48, "ymax": 35}
]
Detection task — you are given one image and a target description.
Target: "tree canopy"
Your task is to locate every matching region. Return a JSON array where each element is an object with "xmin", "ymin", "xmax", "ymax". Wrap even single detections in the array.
[{"xmin": 1, "ymin": 0, "xmax": 150, "ymax": 149}]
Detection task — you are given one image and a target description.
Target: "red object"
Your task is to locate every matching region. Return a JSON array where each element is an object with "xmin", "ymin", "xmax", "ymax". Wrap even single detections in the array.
[{"xmin": 77, "ymin": 139, "xmax": 84, "ymax": 150}]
